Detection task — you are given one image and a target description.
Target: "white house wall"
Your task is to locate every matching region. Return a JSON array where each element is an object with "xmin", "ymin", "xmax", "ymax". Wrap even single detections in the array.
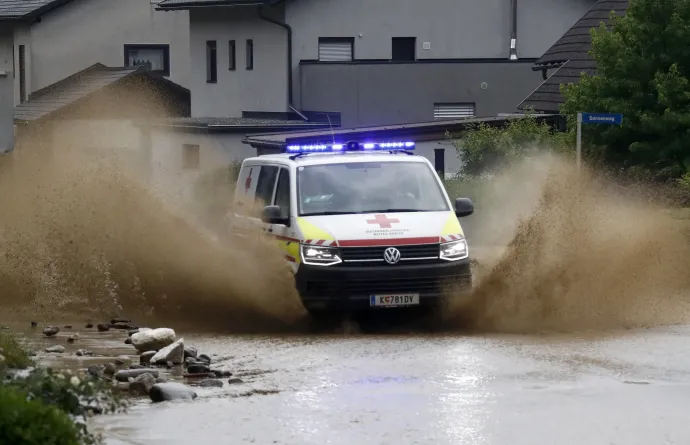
[
  {"xmin": 13, "ymin": 0, "xmax": 190, "ymax": 105},
  {"xmin": 188, "ymin": 7, "xmax": 288, "ymax": 118},
  {"xmin": 148, "ymin": 130, "xmax": 252, "ymax": 210}
]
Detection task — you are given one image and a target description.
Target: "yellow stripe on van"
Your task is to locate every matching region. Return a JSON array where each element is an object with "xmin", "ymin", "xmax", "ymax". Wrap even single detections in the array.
[
  {"xmin": 296, "ymin": 217, "xmax": 335, "ymax": 241},
  {"xmin": 441, "ymin": 212, "xmax": 465, "ymax": 236}
]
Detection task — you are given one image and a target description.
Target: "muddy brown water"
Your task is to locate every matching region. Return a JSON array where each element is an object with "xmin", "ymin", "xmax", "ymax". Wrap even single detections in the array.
[{"xmin": 6, "ymin": 322, "xmax": 690, "ymax": 445}]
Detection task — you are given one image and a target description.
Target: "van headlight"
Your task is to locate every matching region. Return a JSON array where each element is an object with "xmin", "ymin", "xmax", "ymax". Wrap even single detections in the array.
[
  {"xmin": 300, "ymin": 244, "xmax": 342, "ymax": 266},
  {"xmin": 439, "ymin": 239, "xmax": 468, "ymax": 261}
]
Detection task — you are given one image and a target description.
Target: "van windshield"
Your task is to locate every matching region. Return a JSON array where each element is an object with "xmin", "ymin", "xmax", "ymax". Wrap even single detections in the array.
[{"xmin": 297, "ymin": 161, "xmax": 450, "ymax": 216}]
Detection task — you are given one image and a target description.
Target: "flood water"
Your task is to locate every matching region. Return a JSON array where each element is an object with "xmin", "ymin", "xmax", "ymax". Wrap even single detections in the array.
[{"xmin": 10, "ymin": 322, "xmax": 690, "ymax": 445}]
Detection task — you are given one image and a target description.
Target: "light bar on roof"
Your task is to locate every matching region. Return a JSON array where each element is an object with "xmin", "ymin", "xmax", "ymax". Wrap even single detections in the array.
[{"xmin": 285, "ymin": 141, "xmax": 415, "ymax": 153}]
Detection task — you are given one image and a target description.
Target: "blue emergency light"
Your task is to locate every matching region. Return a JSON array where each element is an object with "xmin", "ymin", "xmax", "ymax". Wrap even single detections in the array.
[{"xmin": 285, "ymin": 140, "xmax": 415, "ymax": 154}]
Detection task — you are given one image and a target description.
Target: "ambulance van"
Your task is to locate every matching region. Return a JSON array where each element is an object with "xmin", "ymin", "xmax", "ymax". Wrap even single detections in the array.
[{"xmin": 230, "ymin": 140, "xmax": 475, "ymax": 316}]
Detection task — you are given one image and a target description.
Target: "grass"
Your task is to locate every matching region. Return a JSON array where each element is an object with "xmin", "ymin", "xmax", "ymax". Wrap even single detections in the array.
[{"xmin": 0, "ymin": 331, "xmax": 33, "ymax": 369}]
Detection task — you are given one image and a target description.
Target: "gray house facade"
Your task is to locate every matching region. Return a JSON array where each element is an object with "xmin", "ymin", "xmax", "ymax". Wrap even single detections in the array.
[
  {"xmin": 158, "ymin": 0, "xmax": 595, "ymax": 127},
  {"xmin": 9, "ymin": 0, "xmax": 190, "ymax": 106}
]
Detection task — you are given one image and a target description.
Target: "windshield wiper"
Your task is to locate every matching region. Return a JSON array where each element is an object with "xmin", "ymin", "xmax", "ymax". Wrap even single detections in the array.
[
  {"xmin": 374, "ymin": 209, "xmax": 424, "ymax": 213},
  {"xmin": 300, "ymin": 211, "xmax": 361, "ymax": 216}
]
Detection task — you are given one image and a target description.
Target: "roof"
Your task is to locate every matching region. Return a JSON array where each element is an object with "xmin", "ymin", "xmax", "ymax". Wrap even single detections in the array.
[
  {"xmin": 243, "ymin": 114, "xmax": 563, "ymax": 148},
  {"xmin": 245, "ymin": 151, "xmax": 431, "ymax": 167},
  {"xmin": 0, "ymin": 0, "xmax": 73, "ymax": 20},
  {"xmin": 518, "ymin": 0, "xmax": 629, "ymax": 112},
  {"xmin": 143, "ymin": 116, "xmax": 335, "ymax": 133},
  {"xmin": 14, "ymin": 63, "xmax": 189, "ymax": 122},
  {"xmin": 156, "ymin": 0, "xmax": 280, "ymax": 10}
]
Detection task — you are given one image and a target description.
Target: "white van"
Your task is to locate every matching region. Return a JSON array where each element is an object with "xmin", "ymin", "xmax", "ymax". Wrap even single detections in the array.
[{"xmin": 230, "ymin": 140, "xmax": 474, "ymax": 316}]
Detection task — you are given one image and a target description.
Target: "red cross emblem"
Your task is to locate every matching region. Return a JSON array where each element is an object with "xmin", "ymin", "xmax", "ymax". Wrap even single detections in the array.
[{"xmin": 366, "ymin": 214, "xmax": 400, "ymax": 228}]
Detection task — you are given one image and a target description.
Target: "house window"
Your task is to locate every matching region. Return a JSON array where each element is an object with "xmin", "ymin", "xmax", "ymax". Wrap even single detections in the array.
[
  {"xmin": 433, "ymin": 103, "xmax": 475, "ymax": 120},
  {"xmin": 392, "ymin": 37, "xmax": 416, "ymax": 62},
  {"xmin": 228, "ymin": 40, "xmax": 236, "ymax": 71},
  {"xmin": 318, "ymin": 37, "xmax": 354, "ymax": 62},
  {"xmin": 206, "ymin": 41, "xmax": 217, "ymax": 83},
  {"xmin": 434, "ymin": 148, "xmax": 445, "ymax": 179},
  {"xmin": 246, "ymin": 39, "xmax": 254, "ymax": 70},
  {"xmin": 182, "ymin": 144, "xmax": 200, "ymax": 169},
  {"xmin": 18, "ymin": 45, "xmax": 26, "ymax": 103},
  {"xmin": 123, "ymin": 44, "xmax": 170, "ymax": 76}
]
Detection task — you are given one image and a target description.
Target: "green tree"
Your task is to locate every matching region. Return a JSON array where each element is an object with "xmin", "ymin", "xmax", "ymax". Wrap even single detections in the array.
[
  {"xmin": 561, "ymin": 0, "xmax": 690, "ymax": 178},
  {"xmin": 453, "ymin": 112, "xmax": 572, "ymax": 177}
]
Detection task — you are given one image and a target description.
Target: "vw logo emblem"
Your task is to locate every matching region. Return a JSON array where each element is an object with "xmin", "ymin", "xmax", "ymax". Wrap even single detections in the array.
[{"xmin": 383, "ymin": 247, "xmax": 401, "ymax": 265}]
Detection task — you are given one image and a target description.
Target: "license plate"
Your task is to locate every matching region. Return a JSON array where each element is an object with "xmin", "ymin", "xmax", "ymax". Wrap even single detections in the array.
[{"xmin": 370, "ymin": 294, "xmax": 420, "ymax": 307}]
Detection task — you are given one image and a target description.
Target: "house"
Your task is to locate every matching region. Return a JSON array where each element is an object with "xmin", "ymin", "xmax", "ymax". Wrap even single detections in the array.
[
  {"xmin": 13, "ymin": 62, "xmax": 190, "ymax": 164},
  {"xmin": 243, "ymin": 114, "xmax": 564, "ymax": 178},
  {"xmin": 0, "ymin": 0, "xmax": 191, "ymax": 153},
  {"xmin": 518, "ymin": 0, "xmax": 630, "ymax": 113},
  {"xmin": 155, "ymin": 0, "xmax": 596, "ymax": 127}
]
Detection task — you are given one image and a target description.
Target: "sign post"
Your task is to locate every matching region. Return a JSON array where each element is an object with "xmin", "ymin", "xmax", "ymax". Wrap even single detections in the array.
[{"xmin": 575, "ymin": 112, "xmax": 623, "ymax": 170}]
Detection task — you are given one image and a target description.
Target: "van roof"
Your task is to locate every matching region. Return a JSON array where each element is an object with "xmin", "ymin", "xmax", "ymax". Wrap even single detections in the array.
[{"xmin": 243, "ymin": 151, "xmax": 431, "ymax": 167}]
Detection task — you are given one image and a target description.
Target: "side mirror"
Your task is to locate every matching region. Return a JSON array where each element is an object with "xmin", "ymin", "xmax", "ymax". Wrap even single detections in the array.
[
  {"xmin": 454, "ymin": 197, "xmax": 474, "ymax": 218},
  {"xmin": 261, "ymin": 205, "xmax": 287, "ymax": 225}
]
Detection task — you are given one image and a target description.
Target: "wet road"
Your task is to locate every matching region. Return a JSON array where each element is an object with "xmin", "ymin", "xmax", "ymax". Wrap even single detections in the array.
[{"xmin": 11, "ymin": 323, "xmax": 690, "ymax": 445}]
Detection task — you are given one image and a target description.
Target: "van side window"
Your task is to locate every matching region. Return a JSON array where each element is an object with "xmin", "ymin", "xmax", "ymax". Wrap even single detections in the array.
[
  {"xmin": 274, "ymin": 168, "xmax": 291, "ymax": 219},
  {"xmin": 255, "ymin": 166, "xmax": 278, "ymax": 206}
]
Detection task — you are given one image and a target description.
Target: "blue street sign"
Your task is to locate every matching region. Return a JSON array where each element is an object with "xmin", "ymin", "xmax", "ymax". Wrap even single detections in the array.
[{"xmin": 580, "ymin": 113, "xmax": 623, "ymax": 125}]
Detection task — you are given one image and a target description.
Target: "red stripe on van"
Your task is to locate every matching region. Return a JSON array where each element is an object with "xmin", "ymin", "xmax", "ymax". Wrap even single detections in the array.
[{"xmin": 338, "ymin": 237, "xmax": 439, "ymax": 247}]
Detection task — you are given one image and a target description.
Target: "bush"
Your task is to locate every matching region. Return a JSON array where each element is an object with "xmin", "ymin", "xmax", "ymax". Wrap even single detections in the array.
[
  {"xmin": 0, "ymin": 385, "xmax": 81, "ymax": 445},
  {"xmin": 3, "ymin": 368, "xmax": 127, "ymax": 445},
  {"xmin": 452, "ymin": 112, "xmax": 572, "ymax": 177},
  {"xmin": 0, "ymin": 331, "xmax": 33, "ymax": 369}
]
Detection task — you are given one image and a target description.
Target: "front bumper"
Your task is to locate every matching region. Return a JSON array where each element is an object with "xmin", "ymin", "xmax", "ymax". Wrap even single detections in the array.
[{"xmin": 295, "ymin": 258, "xmax": 473, "ymax": 312}]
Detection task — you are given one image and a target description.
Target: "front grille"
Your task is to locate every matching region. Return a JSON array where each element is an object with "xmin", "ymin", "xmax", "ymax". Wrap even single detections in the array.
[
  {"xmin": 340, "ymin": 244, "xmax": 440, "ymax": 263},
  {"xmin": 306, "ymin": 274, "xmax": 471, "ymax": 295}
]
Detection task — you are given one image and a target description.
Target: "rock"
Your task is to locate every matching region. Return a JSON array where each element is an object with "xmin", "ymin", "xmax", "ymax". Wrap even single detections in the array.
[
  {"xmin": 197, "ymin": 354, "xmax": 211, "ymax": 364},
  {"xmin": 113, "ymin": 382, "xmax": 130, "ymax": 391},
  {"xmin": 110, "ymin": 322, "xmax": 137, "ymax": 330},
  {"xmin": 199, "ymin": 379, "xmax": 223, "ymax": 388},
  {"xmin": 64, "ymin": 325, "xmax": 72, "ymax": 329},
  {"xmin": 96, "ymin": 324, "xmax": 110, "ymax": 332},
  {"xmin": 150, "ymin": 338, "xmax": 184, "ymax": 366},
  {"xmin": 184, "ymin": 357, "xmax": 197, "ymax": 366},
  {"xmin": 155, "ymin": 377, "xmax": 168, "ymax": 384},
  {"xmin": 149, "ymin": 382, "xmax": 197, "ymax": 403},
  {"xmin": 129, "ymin": 364, "xmax": 145, "ymax": 369},
  {"xmin": 110, "ymin": 318, "xmax": 131, "ymax": 325},
  {"xmin": 103, "ymin": 363, "xmax": 117, "ymax": 376},
  {"xmin": 228, "ymin": 378, "xmax": 244, "ymax": 385},
  {"xmin": 131, "ymin": 328, "xmax": 176, "ymax": 352},
  {"xmin": 114, "ymin": 356, "xmax": 130, "ymax": 366},
  {"xmin": 85, "ymin": 323, "xmax": 94, "ymax": 329},
  {"xmin": 184, "ymin": 346, "xmax": 198, "ymax": 360},
  {"xmin": 67, "ymin": 334, "xmax": 80, "ymax": 343},
  {"xmin": 87, "ymin": 365, "xmax": 104, "ymax": 378},
  {"xmin": 187, "ymin": 364, "xmax": 211, "ymax": 374},
  {"xmin": 127, "ymin": 329, "xmax": 140, "ymax": 337},
  {"xmin": 140, "ymin": 351, "xmax": 156, "ymax": 365},
  {"xmin": 124, "ymin": 338, "xmax": 132, "ymax": 345},
  {"xmin": 183, "ymin": 372, "xmax": 216, "ymax": 379},
  {"xmin": 45, "ymin": 345, "xmax": 65, "ymax": 353},
  {"xmin": 76, "ymin": 349, "xmax": 94, "ymax": 357},
  {"xmin": 129, "ymin": 372, "xmax": 156, "ymax": 396},
  {"xmin": 213, "ymin": 370, "xmax": 232, "ymax": 378},
  {"xmin": 30, "ymin": 321, "xmax": 38, "ymax": 328},
  {"xmin": 43, "ymin": 326, "xmax": 59, "ymax": 337},
  {"xmin": 115, "ymin": 368, "xmax": 160, "ymax": 382}
]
